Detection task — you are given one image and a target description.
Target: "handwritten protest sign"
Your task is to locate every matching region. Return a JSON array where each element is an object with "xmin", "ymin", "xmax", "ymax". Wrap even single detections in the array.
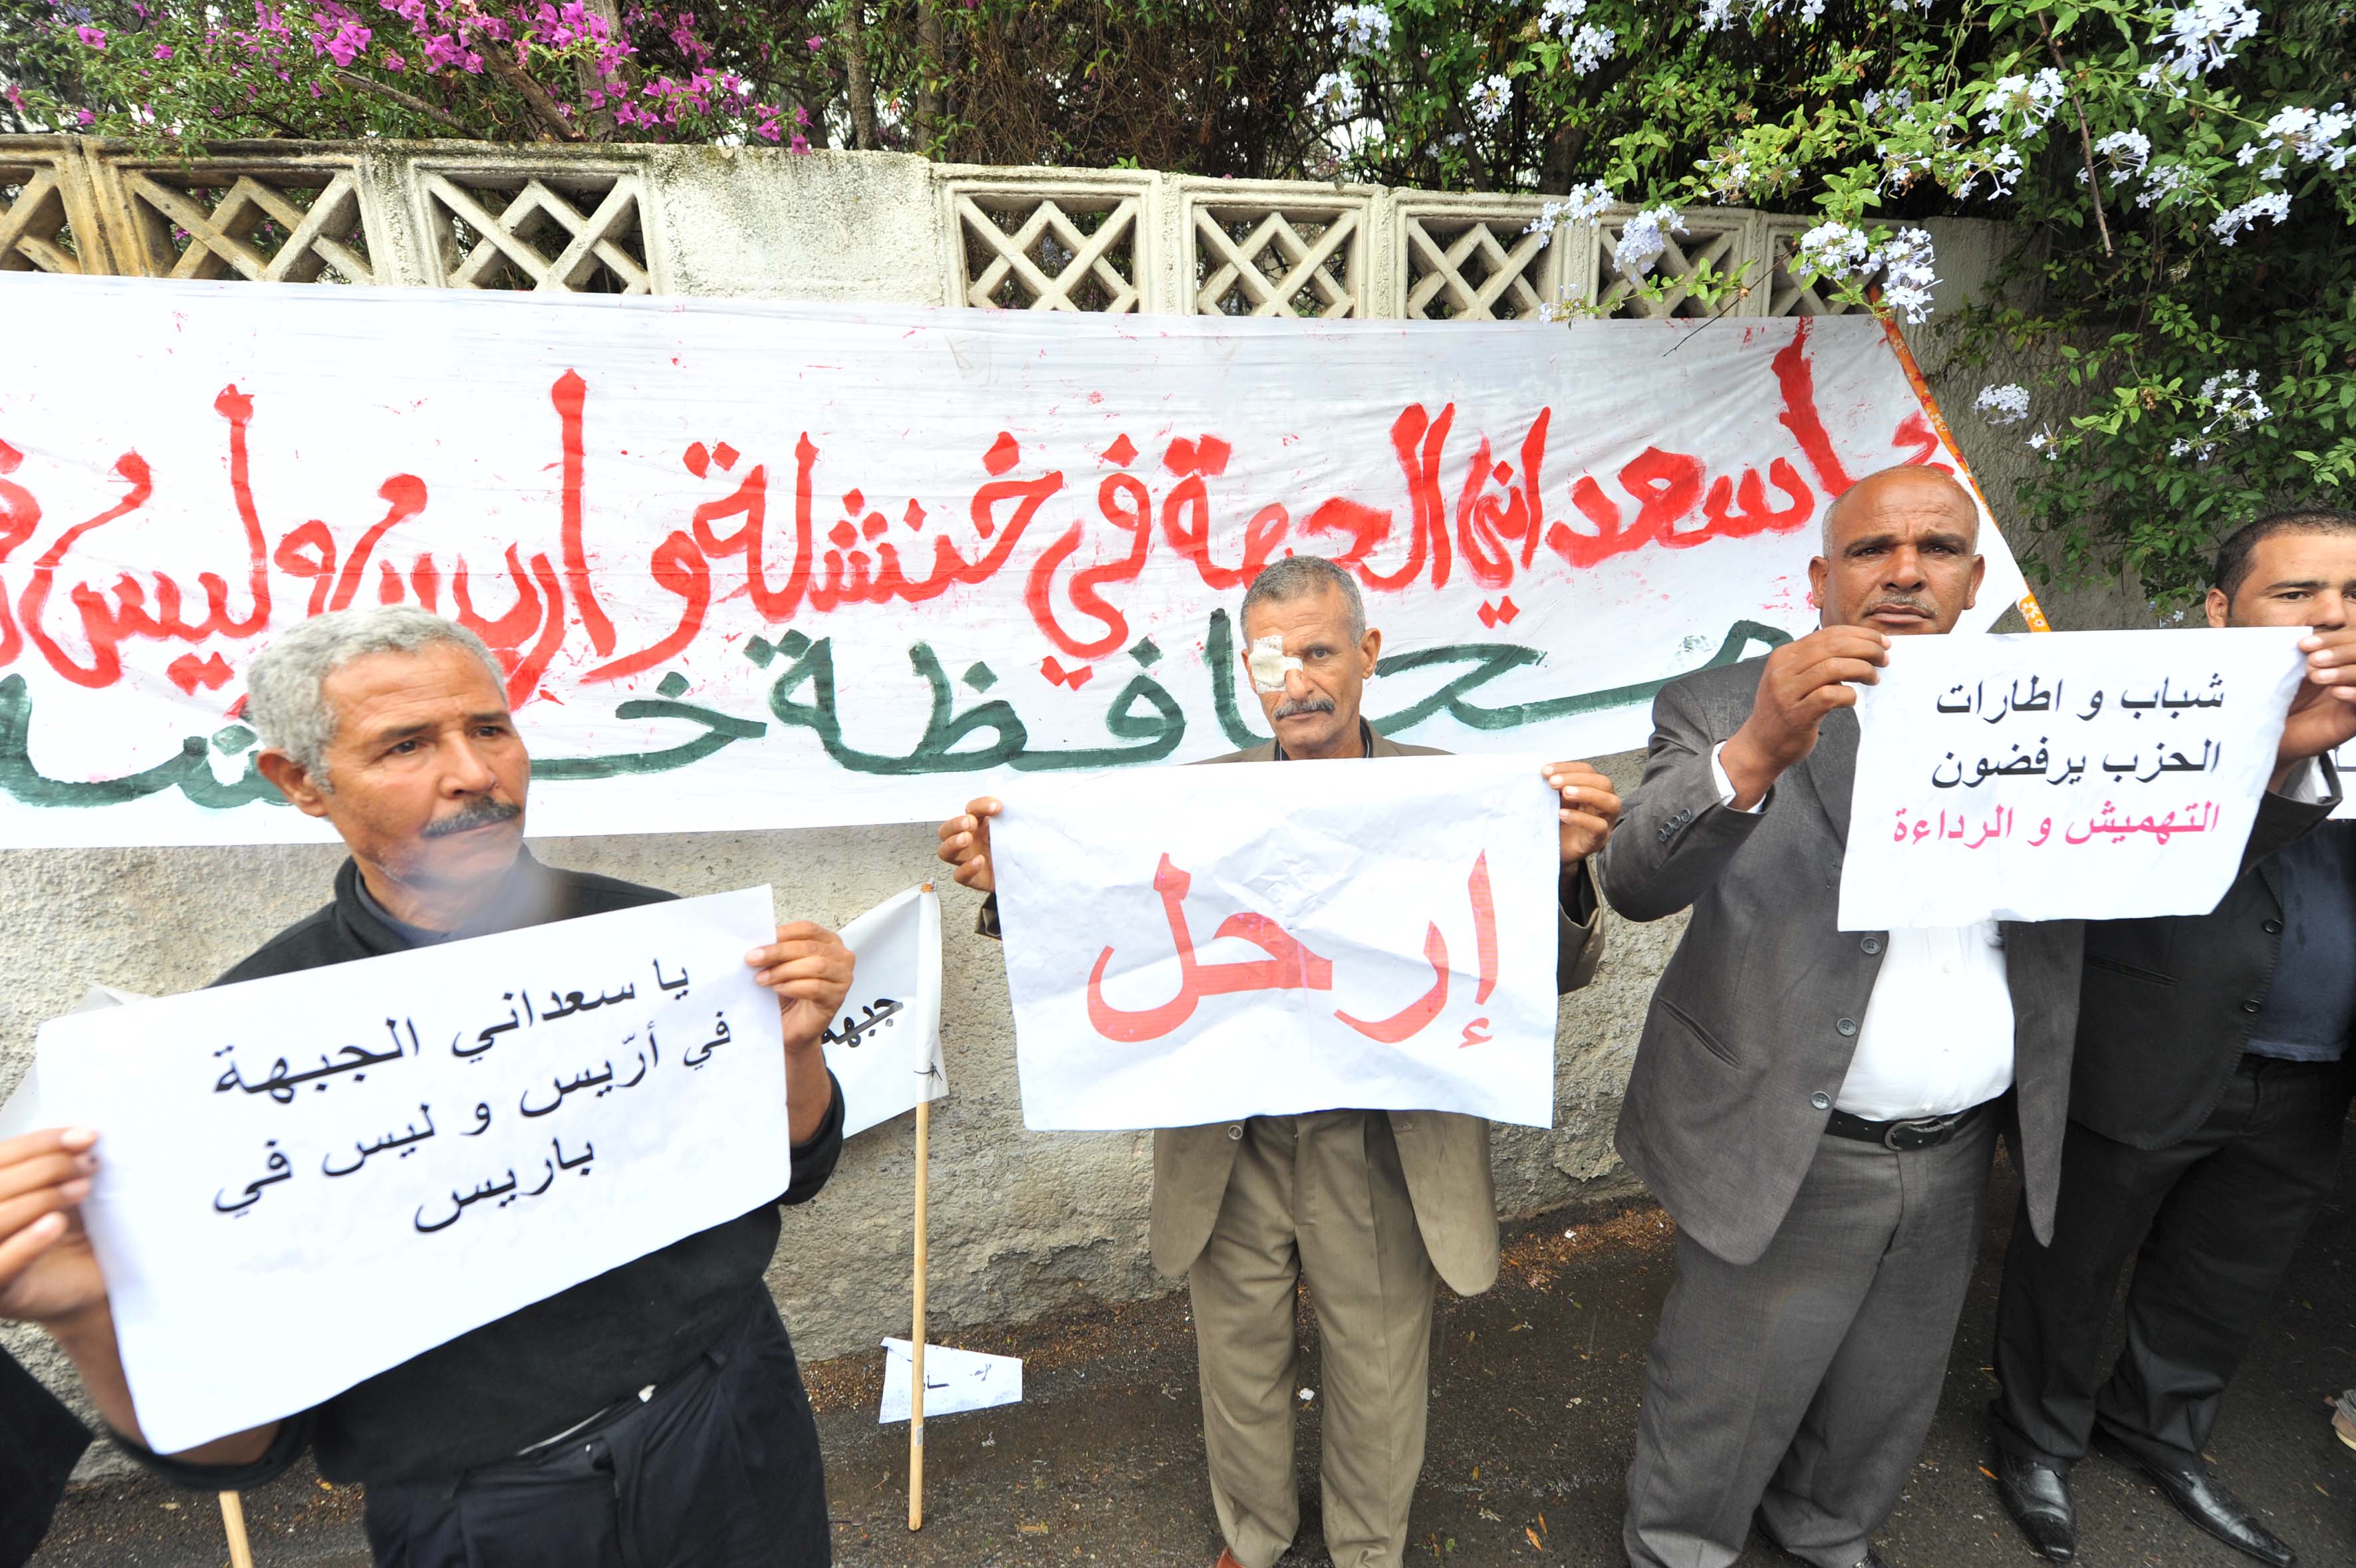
[
  {"xmin": 1839, "ymin": 630, "xmax": 2307, "ymax": 929},
  {"xmin": 0, "ymin": 275, "xmax": 2026, "ymax": 848},
  {"xmin": 34, "ymin": 887, "xmax": 787, "ymax": 1454},
  {"xmin": 823, "ymin": 884, "xmax": 946, "ymax": 1138},
  {"xmin": 992, "ymin": 754, "xmax": 1559, "ymax": 1130}
]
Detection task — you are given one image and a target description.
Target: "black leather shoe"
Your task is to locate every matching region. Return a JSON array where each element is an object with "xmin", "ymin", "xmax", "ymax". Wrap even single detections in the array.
[
  {"xmin": 2113, "ymin": 1446, "xmax": 2295, "ymax": 1567},
  {"xmin": 1992, "ymin": 1448, "xmax": 2077, "ymax": 1561}
]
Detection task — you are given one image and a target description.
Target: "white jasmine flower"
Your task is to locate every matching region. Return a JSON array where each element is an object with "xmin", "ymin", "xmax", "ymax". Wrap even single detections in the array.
[
  {"xmin": 2142, "ymin": 1, "xmax": 2262, "ymax": 87},
  {"xmin": 1974, "ymin": 384, "xmax": 2032, "ymax": 426},
  {"xmin": 1539, "ymin": 0, "xmax": 1588, "ymax": 39},
  {"xmin": 1795, "ymin": 219, "xmax": 1874, "ymax": 280},
  {"xmin": 1614, "ymin": 204, "xmax": 1688, "ymax": 280},
  {"xmin": 1333, "ymin": 3, "xmax": 1392, "ymax": 59},
  {"xmin": 2092, "ymin": 128, "xmax": 2152, "ymax": 182},
  {"xmin": 1309, "ymin": 71, "xmax": 1361, "ymax": 120},
  {"xmin": 2210, "ymin": 190, "xmax": 2290, "ymax": 243},
  {"xmin": 1468, "ymin": 73, "xmax": 1513, "ymax": 126},
  {"xmin": 1525, "ymin": 178, "xmax": 1615, "ymax": 245},
  {"xmin": 1566, "ymin": 23, "xmax": 1616, "ymax": 74}
]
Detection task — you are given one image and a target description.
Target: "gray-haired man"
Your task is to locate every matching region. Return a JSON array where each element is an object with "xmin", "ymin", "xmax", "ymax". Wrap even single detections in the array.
[
  {"xmin": 1, "ymin": 607, "xmax": 854, "ymax": 1568},
  {"xmin": 938, "ymin": 557, "xmax": 1619, "ymax": 1568}
]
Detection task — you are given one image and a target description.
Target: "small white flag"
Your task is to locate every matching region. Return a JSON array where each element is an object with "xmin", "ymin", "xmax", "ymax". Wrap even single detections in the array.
[
  {"xmin": 879, "ymin": 1338, "xmax": 1023, "ymax": 1424},
  {"xmin": 825, "ymin": 887, "xmax": 946, "ymax": 1138}
]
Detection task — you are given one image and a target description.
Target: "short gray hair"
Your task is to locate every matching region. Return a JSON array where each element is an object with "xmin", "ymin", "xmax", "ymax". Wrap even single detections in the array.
[
  {"xmin": 247, "ymin": 608, "xmax": 506, "ymax": 785},
  {"xmin": 1240, "ymin": 555, "xmax": 1367, "ymax": 643}
]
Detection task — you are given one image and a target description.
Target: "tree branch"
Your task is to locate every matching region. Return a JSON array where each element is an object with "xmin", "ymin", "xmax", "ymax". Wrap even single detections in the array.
[
  {"xmin": 332, "ymin": 68, "xmax": 473, "ymax": 135},
  {"xmin": 2037, "ymin": 13, "xmax": 2113, "ymax": 258},
  {"xmin": 843, "ymin": 0, "xmax": 880, "ymax": 149},
  {"xmin": 478, "ymin": 43, "xmax": 587, "ymax": 142}
]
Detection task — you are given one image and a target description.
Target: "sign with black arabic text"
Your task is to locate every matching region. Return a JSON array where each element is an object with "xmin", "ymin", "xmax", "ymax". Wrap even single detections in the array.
[
  {"xmin": 35, "ymin": 886, "xmax": 787, "ymax": 1454},
  {"xmin": 1839, "ymin": 630, "xmax": 2308, "ymax": 928}
]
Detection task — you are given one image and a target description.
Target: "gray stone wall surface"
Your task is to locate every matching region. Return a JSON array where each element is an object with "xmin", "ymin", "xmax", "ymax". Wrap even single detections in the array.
[{"xmin": 0, "ymin": 141, "xmax": 2147, "ymax": 1468}]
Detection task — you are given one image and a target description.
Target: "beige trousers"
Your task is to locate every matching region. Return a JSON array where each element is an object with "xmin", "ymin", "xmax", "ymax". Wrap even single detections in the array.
[{"xmin": 1188, "ymin": 1111, "xmax": 1439, "ymax": 1568}]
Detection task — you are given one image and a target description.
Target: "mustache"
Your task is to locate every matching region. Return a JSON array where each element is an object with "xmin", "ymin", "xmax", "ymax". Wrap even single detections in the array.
[
  {"xmin": 1272, "ymin": 694, "xmax": 1337, "ymax": 719},
  {"xmin": 420, "ymin": 798, "xmax": 523, "ymax": 839},
  {"xmin": 1865, "ymin": 594, "xmax": 1937, "ymax": 617}
]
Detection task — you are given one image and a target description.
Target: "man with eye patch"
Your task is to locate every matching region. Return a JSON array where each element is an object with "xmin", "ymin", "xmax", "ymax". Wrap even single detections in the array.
[
  {"xmin": 1990, "ymin": 508, "xmax": 2356, "ymax": 1568},
  {"xmin": 939, "ymin": 554, "xmax": 1618, "ymax": 1568}
]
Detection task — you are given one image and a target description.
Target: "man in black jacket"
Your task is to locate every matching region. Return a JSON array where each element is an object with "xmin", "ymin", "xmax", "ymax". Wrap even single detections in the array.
[
  {"xmin": 0, "ymin": 606, "xmax": 854, "ymax": 1568},
  {"xmin": 1992, "ymin": 509, "xmax": 2356, "ymax": 1568}
]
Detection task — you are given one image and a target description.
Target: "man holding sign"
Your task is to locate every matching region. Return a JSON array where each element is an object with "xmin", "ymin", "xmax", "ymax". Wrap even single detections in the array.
[
  {"xmin": 1603, "ymin": 467, "xmax": 2352, "ymax": 1568},
  {"xmin": 1603, "ymin": 465, "xmax": 2079, "ymax": 1568},
  {"xmin": 938, "ymin": 556, "xmax": 1615, "ymax": 1568},
  {"xmin": 1990, "ymin": 510, "xmax": 2356, "ymax": 1568},
  {"xmin": 0, "ymin": 608, "xmax": 854, "ymax": 1568}
]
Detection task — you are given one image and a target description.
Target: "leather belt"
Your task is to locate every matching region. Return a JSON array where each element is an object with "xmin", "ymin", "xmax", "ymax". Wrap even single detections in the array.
[{"xmin": 1823, "ymin": 1100, "xmax": 1990, "ymax": 1152}]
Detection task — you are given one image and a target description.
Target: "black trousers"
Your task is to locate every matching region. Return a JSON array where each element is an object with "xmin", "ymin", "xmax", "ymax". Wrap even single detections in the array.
[
  {"xmin": 360, "ymin": 1292, "xmax": 830, "ymax": 1568},
  {"xmin": 1992, "ymin": 1055, "xmax": 2352, "ymax": 1470},
  {"xmin": 1, "ymin": 1349, "xmax": 90, "ymax": 1568}
]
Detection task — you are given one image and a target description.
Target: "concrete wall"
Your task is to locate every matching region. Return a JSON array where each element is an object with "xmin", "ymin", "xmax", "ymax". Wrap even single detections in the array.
[{"xmin": 0, "ymin": 140, "xmax": 2115, "ymax": 1456}]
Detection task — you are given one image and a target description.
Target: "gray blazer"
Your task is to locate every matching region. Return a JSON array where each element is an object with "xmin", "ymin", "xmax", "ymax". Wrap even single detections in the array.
[
  {"xmin": 1148, "ymin": 729, "xmax": 1605, "ymax": 1297},
  {"xmin": 1599, "ymin": 658, "xmax": 2085, "ymax": 1267}
]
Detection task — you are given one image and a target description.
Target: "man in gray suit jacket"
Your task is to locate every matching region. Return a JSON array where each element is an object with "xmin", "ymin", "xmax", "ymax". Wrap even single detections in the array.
[
  {"xmin": 1601, "ymin": 465, "xmax": 2082, "ymax": 1568},
  {"xmin": 939, "ymin": 555, "xmax": 1613, "ymax": 1568}
]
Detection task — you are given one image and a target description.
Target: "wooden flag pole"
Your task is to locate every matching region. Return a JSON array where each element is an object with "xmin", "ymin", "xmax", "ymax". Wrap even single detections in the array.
[
  {"xmin": 909, "ymin": 1093, "xmax": 930, "ymax": 1531},
  {"xmin": 219, "ymin": 1492, "xmax": 255, "ymax": 1568}
]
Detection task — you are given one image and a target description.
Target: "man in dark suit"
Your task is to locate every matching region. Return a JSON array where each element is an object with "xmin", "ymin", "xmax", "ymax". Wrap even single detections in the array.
[
  {"xmin": 1991, "ymin": 509, "xmax": 2356, "ymax": 1568},
  {"xmin": 1601, "ymin": 464, "xmax": 2079, "ymax": 1568},
  {"xmin": 938, "ymin": 555, "xmax": 1614, "ymax": 1568}
]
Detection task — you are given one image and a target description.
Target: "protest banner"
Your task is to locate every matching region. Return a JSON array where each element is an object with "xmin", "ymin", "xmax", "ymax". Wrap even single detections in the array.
[
  {"xmin": 33, "ymin": 887, "xmax": 788, "ymax": 1454},
  {"xmin": 992, "ymin": 753, "xmax": 1561, "ymax": 1130},
  {"xmin": 1839, "ymin": 629, "xmax": 2308, "ymax": 929},
  {"xmin": 0, "ymin": 275, "xmax": 2029, "ymax": 849},
  {"xmin": 823, "ymin": 885, "xmax": 946, "ymax": 1139}
]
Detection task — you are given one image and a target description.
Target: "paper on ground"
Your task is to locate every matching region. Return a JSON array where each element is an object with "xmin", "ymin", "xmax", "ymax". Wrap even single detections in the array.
[
  {"xmin": 35, "ymin": 888, "xmax": 788, "ymax": 1454},
  {"xmin": 1840, "ymin": 629, "xmax": 2306, "ymax": 928},
  {"xmin": 825, "ymin": 886, "xmax": 945, "ymax": 1138},
  {"xmin": 879, "ymin": 1339, "xmax": 1023, "ymax": 1424},
  {"xmin": 993, "ymin": 752, "xmax": 1561, "ymax": 1130}
]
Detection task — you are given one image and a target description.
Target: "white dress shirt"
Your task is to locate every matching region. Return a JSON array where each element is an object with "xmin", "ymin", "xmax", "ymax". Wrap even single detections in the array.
[{"xmin": 1708, "ymin": 743, "xmax": 2014, "ymax": 1119}]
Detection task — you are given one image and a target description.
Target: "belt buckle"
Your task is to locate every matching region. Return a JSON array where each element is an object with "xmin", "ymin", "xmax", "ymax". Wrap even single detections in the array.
[{"xmin": 1883, "ymin": 1112, "xmax": 1960, "ymax": 1152}]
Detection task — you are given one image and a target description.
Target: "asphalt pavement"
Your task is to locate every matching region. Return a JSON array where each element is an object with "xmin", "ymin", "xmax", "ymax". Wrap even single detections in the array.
[{"xmin": 26, "ymin": 1149, "xmax": 2355, "ymax": 1567}]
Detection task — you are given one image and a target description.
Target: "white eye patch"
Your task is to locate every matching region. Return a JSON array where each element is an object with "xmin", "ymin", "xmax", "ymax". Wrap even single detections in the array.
[{"xmin": 1247, "ymin": 634, "xmax": 1303, "ymax": 694}]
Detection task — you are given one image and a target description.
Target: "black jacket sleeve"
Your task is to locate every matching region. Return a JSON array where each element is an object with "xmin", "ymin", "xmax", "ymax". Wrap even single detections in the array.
[
  {"xmin": 781, "ymin": 1069, "xmax": 848, "ymax": 1206},
  {"xmin": 107, "ymin": 1408, "xmax": 311, "ymax": 1495}
]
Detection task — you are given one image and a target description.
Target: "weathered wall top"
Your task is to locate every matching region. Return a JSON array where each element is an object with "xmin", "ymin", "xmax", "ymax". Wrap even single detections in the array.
[{"xmin": 3, "ymin": 137, "xmax": 1909, "ymax": 323}]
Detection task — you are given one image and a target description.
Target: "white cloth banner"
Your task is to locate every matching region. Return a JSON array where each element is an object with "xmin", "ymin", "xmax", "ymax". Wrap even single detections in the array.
[
  {"xmin": 33, "ymin": 887, "xmax": 787, "ymax": 1454},
  {"xmin": 993, "ymin": 753, "xmax": 1561, "ymax": 1130},
  {"xmin": 0, "ymin": 275, "xmax": 2024, "ymax": 848},
  {"xmin": 878, "ymin": 1339, "xmax": 1023, "ymax": 1424},
  {"xmin": 1839, "ymin": 630, "xmax": 2307, "ymax": 929},
  {"xmin": 825, "ymin": 885, "xmax": 946, "ymax": 1138}
]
